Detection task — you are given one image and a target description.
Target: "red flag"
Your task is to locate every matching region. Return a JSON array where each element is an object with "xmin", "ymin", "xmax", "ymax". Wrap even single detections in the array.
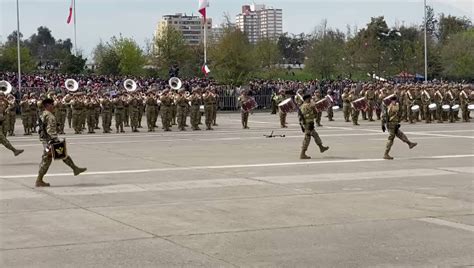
[
  {"xmin": 201, "ymin": 64, "xmax": 210, "ymax": 76},
  {"xmin": 67, "ymin": 0, "xmax": 73, "ymax": 24},
  {"xmin": 198, "ymin": 0, "xmax": 209, "ymax": 20}
]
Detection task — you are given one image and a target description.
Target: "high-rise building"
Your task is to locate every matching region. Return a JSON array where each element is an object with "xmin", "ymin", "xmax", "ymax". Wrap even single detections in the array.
[
  {"xmin": 155, "ymin": 13, "xmax": 212, "ymax": 46},
  {"xmin": 235, "ymin": 3, "xmax": 282, "ymax": 44}
]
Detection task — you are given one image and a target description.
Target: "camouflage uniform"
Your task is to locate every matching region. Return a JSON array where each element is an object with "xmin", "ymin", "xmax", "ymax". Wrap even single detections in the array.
[
  {"xmin": 341, "ymin": 89, "xmax": 351, "ymax": 122},
  {"xmin": 203, "ymin": 92, "xmax": 215, "ymax": 130},
  {"xmin": 349, "ymin": 90, "xmax": 359, "ymax": 126},
  {"xmin": 312, "ymin": 92, "xmax": 323, "ymax": 127},
  {"xmin": 160, "ymin": 93, "xmax": 173, "ymax": 131},
  {"xmin": 20, "ymin": 97, "xmax": 32, "ymax": 135},
  {"xmin": 145, "ymin": 93, "xmax": 158, "ymax": 132},
  {"xmin": 113, "ymin": 97, "xmax": 125, "ymax": 133},
  {"xmin": 175, "ymin": 92, "xmax": 188, "ymax": 131},
  {"xmin": 36, "ymin": 108, "xmax": 86, "ymax": 187},
  {"xmin": 274, "ymin": 93, "xmax": 287, "ymax": 128},
  {"xmin": 299, "ymin": 99, "xmax": 329, "ymax": 159},
  {"xmin": 189, "ymin": 92, "xmax": 202, "ymax": 130},
  {"xmin": 54, "ymin": 97, "xmax": 67, "ymax": 134},
  {"xmin": 101, "ymin": 97, "xmax": 113, "ymax": 133},
  {"xmin": 459, "ymin": 88, "xmax": 470, "ymax": 122},
  {"xmin": 238, "ymin": 94, "xmax": 250, "ymax": 129},
  {"xmin": 129, "ymin": 97, "xmax": 140, "ymax": 132},
  {"xmin": 382, "ymin": 99, "xmax": 417, "ymax": 160},
  {"xmin": 0, "ymin": 95, "xmax": 23, "ymax": 156},
  {"xmin": 71, "ymin": 96, "xmax": 83, "ymax": 134},
  {"xmin": 86, "ymin": 98, "xmax": 97, "ymax": 134}
]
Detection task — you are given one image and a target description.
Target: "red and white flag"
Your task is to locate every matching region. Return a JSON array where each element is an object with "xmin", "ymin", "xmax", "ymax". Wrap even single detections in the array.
[
  {"xmin": 201, "ymin": 64, "xmax": 211, "ymax": 76},
  {"xmin": 67, "ymin": 0, "xmax": 74, "ymax": 24},
  {"xmin": 198, "ymin": 0, "xmax": 209, "ymax": 20}
]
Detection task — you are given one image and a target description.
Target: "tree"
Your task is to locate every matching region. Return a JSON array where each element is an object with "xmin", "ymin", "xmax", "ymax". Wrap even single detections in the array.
[
  {"xmin": 277, "ymin": 33, "xmax": 308, "ymax": 64},
  {"xmin": 0, "ymin": 45, "xmax": 36, "ymax": 73},
  {"xmin": 305, "ymin": 21, "xmax": 346, "ymax": 79},
  {"xmin": 441, "ymin": 29, "xmax": 474, "ymax": 80},
  {"xmin": 254, "ymin": 38, "xmax": 280, "ymax": 69},
  {"xmin": 437, "ymin": 14, "xmax": 472, "ymax": 43},
  {"xmin": 153, "ymin": 25, "xmax": 191, "ymax": 74},
  {"xmin": 209, "ymin": 27, "xmax": 256, "ymax": 85},
  {"xmin": 60, "ymin": 54, "xmax": 86, "ymax": 74},
  {"xmin": 112, "ymin": 36, "xmax": 146, "ymax": 76}
]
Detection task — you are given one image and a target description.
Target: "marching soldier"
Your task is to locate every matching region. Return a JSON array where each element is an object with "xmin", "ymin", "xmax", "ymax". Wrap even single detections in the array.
[
  {"xmin": 113, "ymin": 94, "xmax": 126, "ymax": 133},
  {"xmin": 0, "ymin": 92, "xmax": 24, "ymax": 156},
  {"xmin": 434, "ymin": 86, "xmax": 444, "ymax": 123},
  {"xmin": 70, "ymin": 93, "xmax": 83, "ymax": 134},
  {"xmin": 160, "ymin": 89, "xmax": 173, "ymax": 131},
  {"xmin": 312, "ymin": 91, "xmax": 323, "ymax": 127},
  {"xmin": 54, "ymin": 93, "xmax": 67, "ymax": 134},
  {"xmin": 175, "ymin": 89, "xmax": 188, "ymax": 131},
  {"xmin": 85, "ymin": 95, "xmax": 97, "ymax": 134},
  {"xmin": 129, "ymin": 94, "xmax": 140, "ymax": 132},
  {"xmin": 421, "ymin": 87, "xmax": 432, "ymax": 123},
  {"xmin": 405, "ymin": 87, "xmax": 415, "ymax": 124},
  {"xmin": 101, "ymin": 95, "xmax": 113, "ymax": 133},
  {"xmin": 35, "ymin": 98, "xmax": 86, "ymax": 187},
  {"xmin": 359, "ymin": 86, "xmax": 367, "ymax": 120},
  {"xmin": 365, "ymin": 86, "xmax": 376, "ymax": 121},
  {"xmin": 203, "ymin": 89, "xmax": 215, "ymax": 130},
  {"xmin": 6, "ymin": 94, "xmax": 17, "ymax": 136},
  {"xmin": 299, "ymin": 94, "xmax": 329, "ymax": 159},
  {"xmin": 238, "ymin": 90, "xmax": 252, "ymax": 129},
  {"xmin": 444, "ymin": 87, "xmax": 456, "ymax": 123},
  {"xmin": 459, "ymin": 85, "xmax": 470, "ymax": 122},
  {"xmin": 145, "ymin": 90, "xmax": 158, "ymax": 132},
  {"xmin": 349, "ymin": 89, "xmax": 360, "ymax": 126},
  {"xmin": 189, "ymin": 88, "xmax": 202, "ymax": 131},
  {"xmin": 381, "ymin": 95, "xmax": 417, "ymax": 160},
  {"xmin": 274, "ymin": 89, "xmax": 288, "ymax": 128},
  {"xmin": 326, "ymin": 89, "xmax": 335, "ymax": 122},
  {"xmin": 211, "ymin": 88, "xmax": 219, "ymax": 126},
  {"xmin": 341, "ymin": 88, "xmax": 351, "ymax": 122},
  {"xmin": 20, "ymin": 95, "xmax": 32, "ymax": 135},
  {"xmin": 29, "ymin": 93, "xmax": 38, "ymax": 133}
]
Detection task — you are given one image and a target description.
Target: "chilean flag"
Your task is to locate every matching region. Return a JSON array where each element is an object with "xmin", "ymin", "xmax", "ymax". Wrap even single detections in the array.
[
  {"xmin": 198, "ymin": 0, "xmax": 209, "ymax": 20},
  {"xmin": 201, "ymin": 64, "xmax": 211, "ymax": 76},
  {"xmin": 66, "ymin": 0, "xmax": 74, "ymax": 24}
]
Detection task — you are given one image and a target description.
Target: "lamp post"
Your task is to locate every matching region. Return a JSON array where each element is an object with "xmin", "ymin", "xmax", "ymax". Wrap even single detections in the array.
[{"xmin": 16, "ymin": 0, "xmax": 21, "ymax": 95}]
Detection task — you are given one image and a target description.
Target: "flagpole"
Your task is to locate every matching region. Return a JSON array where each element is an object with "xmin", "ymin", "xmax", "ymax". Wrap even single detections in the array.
[
  {"xmin": 73, "ymin": 0, "xmax": 77, "ymax": 56},
  {"xmin": 16, "ymin": 0, "xmax": 22, "ymax": 95},
  {"xmin": 203, "ymin": 17, "xmax": 207, "ymax": 65},
  {"xmin": 424, "ymin": 0, "xmax": 428, "ymax": 82}
]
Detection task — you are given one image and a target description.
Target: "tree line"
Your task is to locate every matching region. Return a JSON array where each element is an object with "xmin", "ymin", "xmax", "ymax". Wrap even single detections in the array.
[{"xmin": 1, "ymin": 6, "xmax": 472, "ymax": 85}]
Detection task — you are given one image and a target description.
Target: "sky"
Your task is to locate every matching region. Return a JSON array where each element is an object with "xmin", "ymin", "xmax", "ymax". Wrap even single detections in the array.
[{"xmin": 1, "ymin": 0, "xmax": 473, "ymax": 59}]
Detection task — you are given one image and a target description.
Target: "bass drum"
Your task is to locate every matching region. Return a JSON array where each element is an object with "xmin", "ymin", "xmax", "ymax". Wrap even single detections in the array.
[
  {"xmin": 411, "ymin": 105, "xmax": 420, "ymax": 112},
  {"xmin": 451, "ymin": 104, "xmax": 460, "ymax": 112},
  {"xmin": 428, "ymin": 103, "xmax": 437, "ymax": 111},
  {"xmin": 278, "ymin": 98, "xmax": 297, "ymax": 113},
  {"xmin": 442, "ymin": 105, "xmax": 451, "ymax": 112}
]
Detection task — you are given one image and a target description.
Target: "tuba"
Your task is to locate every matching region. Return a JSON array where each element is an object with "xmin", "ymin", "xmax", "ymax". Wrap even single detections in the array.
[
  {"xmin": 65, "ymin": 79, "xmax": 79, "ymax": 92},
  {"xmin": 123, "ymin": 79, "xmax": 137, "ymax": 92},
  {"xmin": 0, "ymin": 80, "xmax": 13, "ymax": 95},
  {"xmin": 169, "ymin": 77, "xmax": 182, "ymax": 90}
]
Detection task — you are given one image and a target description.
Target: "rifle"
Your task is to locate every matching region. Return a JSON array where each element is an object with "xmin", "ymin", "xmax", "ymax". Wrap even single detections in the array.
[{"xmin": 264, "ymin": 131, "xmax": 286, "ymax": 138}]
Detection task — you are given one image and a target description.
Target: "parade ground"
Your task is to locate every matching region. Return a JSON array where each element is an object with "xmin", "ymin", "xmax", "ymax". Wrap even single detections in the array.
[{"xmin": 1, "ymin": 112, "xmax": 473, "ymax": 267}]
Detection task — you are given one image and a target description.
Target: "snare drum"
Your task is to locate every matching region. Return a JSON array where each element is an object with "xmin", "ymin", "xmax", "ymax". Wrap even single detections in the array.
[
  {"xmin": 411, "ymin": 105, "xmax": 420, "ymax": 112},
  {"xmin": 199, "ymin": 105, "xmax": 205, "ymax": 113},
  {"xmin": 242, "ymin": 97, "xmax": 257, "ymax": 112},
  {"xmin": 442, "ymin": 105, "xmax": 450, "ymax": 112},
  {"xmin": 351, "ymin": 97, "xmax": 368, "ymax": 111},
  {"xmin": 468, "ymin": 104, "xmax": 474, "ymax": 111},
  {"xmin": 383, "ymin": 94, "xmax": 396, "ymax": 106},
  {"xmin": 314, "ymin": 96, "xmax": 333, "ymax": 112},
  {"xmin": 451, "ymin": 104, "xmax": 460, "ymax": 112},
  {"xmin": 278, "ymin": 98, "xmax": 297, "ymax": 113},
  {"xmin": 428, "ymin": 103, "xmax": 437, "ymax": 111}
]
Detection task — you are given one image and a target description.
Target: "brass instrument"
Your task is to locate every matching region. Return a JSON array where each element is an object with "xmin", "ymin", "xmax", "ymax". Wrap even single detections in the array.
[
  {"xmin": 123, "ymin": 79, "xmax": 137, "ymax": 92},
  {"xmin": 169, "ymin": 77, "xmax": 182, "ymax": 90},
  {"xmin": 0, "ymin": 80, "xmax": 13, "ymax": 95},
  {"xmin": 65, "ymin": 79, "xmax": 79, "ymax": 92}
]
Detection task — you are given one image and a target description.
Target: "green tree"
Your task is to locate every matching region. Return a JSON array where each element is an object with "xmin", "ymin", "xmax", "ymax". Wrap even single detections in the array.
[
  {"xmin": 0, "ymin": 45, "xmax": 36, "ymax": 73},
  {"xmin": 437, "ymin": 14, "xmax": 472, "ymax": 43},
  {"xmin": 112, "ymin": 36, "xmax": 146, "ymax": 76},
  {"xmin": 60, "ymin": 53, "xmax": 86, "ymax": 74},
  {"xmin": 305, "ymin": 20, "xmax": 346, "ymax": 79},
  {"xmin": 254, "ymin": 38, "xmax": 280, "ymax": 69},
  {"xmin": 209, "ymin": 27, "xmax": 256, "ymax": 85},
  {"xmin": 441, "ymin": 29, "xmax": 474, "ymax": 80},
  {"xmin": 153, "ymin": 25, "xmax": 191, "ymax": 74}
]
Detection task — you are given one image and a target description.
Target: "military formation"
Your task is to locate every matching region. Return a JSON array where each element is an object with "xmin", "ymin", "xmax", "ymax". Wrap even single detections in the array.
[{"xmin": 1, "ymin": 87, "xmax": 221, "ymax": 136}]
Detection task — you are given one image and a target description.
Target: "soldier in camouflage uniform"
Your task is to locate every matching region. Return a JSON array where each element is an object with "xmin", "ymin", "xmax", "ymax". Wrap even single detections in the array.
[
  {"xmin": 189, "ymin": 88, "xmax": 202, "ymax": 131},
  {"xmin": 160, "ymin": 89, "xmax": 172, "ymax": 131},
  {"xmin": 112, "ymin": 94, "xmax": 125, "ymax": 133},
  {"xmin": 5, "ymin": 94, "xmax": 17, "ymax": 136},
  {"xmin": 203, "ymin": 89, "xmax": 215, "ymax": 130},
  {"xmin": 0, "ymin": 92, "xmax": 24, "ymax": 156},
  {"xmin": 274, "ymin": 89, "xmax": 288, "ymax": 128},
  {"xmin": 349, "ymin": 89, "xmax": 360, "ymax": 126},
  {"xmin": 312, "ymin": 91, "xmax": 323, "ymax": 127},
  {"xmin": 70, "ymin": 93, "xmax": 83, "ymax": 134},
  {"xmin": 20, "ymin": 95, "xmax": 32, "ymax": 135},
  {"xmin": 129, "ymin": 94, "xmax": 140, "ymax": 132},
  {"xmin": 299, "ymin": 95, "xmax": 329, "ymax": 159},
  {"xmin": 341, "ymin": 88, "xmax": 351, "ymax": 122},
  {"xmin": 170, "ymin": 91, "xmax": 177, "ymax": 126},
  {"xmin": 85, "ymin": 95, "xmax": 97, "ymax": 134},
  {"xmin": 100, "ymin": 95, "xmax": 113, "ymax": 133},
  {"xmin": 175, "ymin": 89, "xmax": 188, "ymax": 131},
  {"xmin": 66, "ymin": 94, "xmax": 73, "ymax": 128},
  {"xmin": 459, "ymin": 86, "xmax": 470, "ymax": 122},
  {"xmin": 381, "ymin": 95, "xmax": 417, "ymax": 160},
  {"xmin": 54, "ymin": 93, "xmax": 67, "ymax": 134},
  {"xmin": 145, "ymin": 90, "xmax": 157, "ymax": 132},
  {"xmin": 123, "ymin": 95, "xmax": 130, "ymax": 127},
  {"xmin": 211, "ymin": 88, "xmax": 218, "ymax": 126},
  {"xmin": 35, "ymin": 98, "xmax": 86, "ymax": 187},
  {"xmin": 29, "ymin": 93, "xmax": 38, "ymax": 133}
]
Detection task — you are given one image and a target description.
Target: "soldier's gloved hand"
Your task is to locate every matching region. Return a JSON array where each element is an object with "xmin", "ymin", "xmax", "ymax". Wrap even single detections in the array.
[{"xmin": 382, "ymin": 125, "xmax": 386, "ymax": 132}]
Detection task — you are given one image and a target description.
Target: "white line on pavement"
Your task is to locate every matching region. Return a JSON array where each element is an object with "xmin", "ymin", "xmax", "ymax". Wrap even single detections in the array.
[
  {"xmin": 418, "ymin": 218, "xmax": 474, "ymax": 233},
  {"xmin": 1, "ymin": 154, "xmax": 473, "ymax": 179}
]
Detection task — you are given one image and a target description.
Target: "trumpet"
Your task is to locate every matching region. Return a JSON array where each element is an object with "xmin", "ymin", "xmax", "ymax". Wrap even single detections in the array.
[
  {"xmin": 124, "ymin": 79, "xmax": 137, "ymax": 92},
  {"xmin": 0, "ymin": 80, "xmax": 13, "ymax": 95},
  {"xmin": 169, "ymin": 77, "xmax": 182, "ymax": 90},
  {"xmin": 65, "ymin": 79, "xmax": 79, "ymax": 92}
]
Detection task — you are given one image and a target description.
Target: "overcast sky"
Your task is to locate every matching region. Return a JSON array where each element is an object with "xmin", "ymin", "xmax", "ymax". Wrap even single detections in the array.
[{"xmin": 1, "ymin": 0, "xmax": 473, "ymax": 58}]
